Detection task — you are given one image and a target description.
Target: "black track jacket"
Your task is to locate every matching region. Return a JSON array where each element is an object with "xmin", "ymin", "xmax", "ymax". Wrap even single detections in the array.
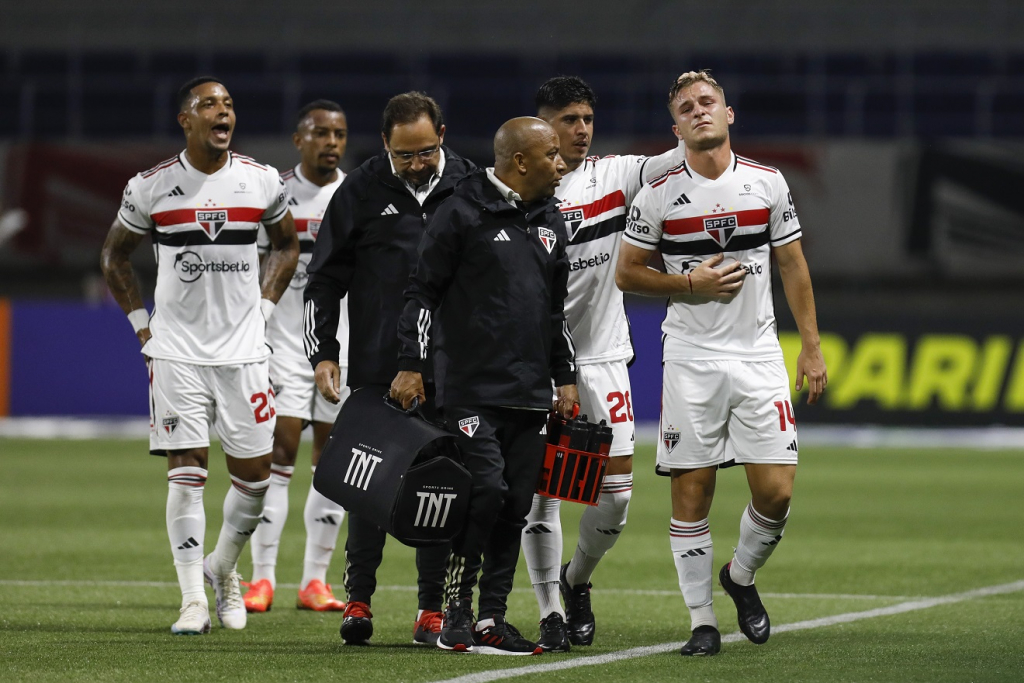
[
  {"xmin": 397, "ymin": 169, "xmax": 577, "ymax": 409},
  {"xmin": 303, "ymin": 147, "xmax": 476, "ymax": 387}
]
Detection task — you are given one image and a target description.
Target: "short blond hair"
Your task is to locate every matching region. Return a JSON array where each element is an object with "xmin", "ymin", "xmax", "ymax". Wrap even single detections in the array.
[{"xmin": 667, "ymin": 70, "xmax": 725, "ymax": 110}]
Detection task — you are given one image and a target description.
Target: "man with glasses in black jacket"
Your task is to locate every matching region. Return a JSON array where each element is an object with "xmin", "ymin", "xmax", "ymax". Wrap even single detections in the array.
[{"xmin": 303, "ymin": 91, "xmax": 476, "ymax": 646}]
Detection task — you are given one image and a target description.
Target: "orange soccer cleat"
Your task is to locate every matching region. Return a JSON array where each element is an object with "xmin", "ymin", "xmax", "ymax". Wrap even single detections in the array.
[
  {"xmin": 296, "ymin": 579, "xmax": 347, "ymax": 612},
  {"xmin": 242, "ymin": 579, "xmax": 274, "ymax": 613}
]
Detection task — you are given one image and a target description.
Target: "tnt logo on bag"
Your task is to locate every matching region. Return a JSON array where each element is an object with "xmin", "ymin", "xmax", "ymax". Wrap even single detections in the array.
[
  {"xmin": 344, "ymin": 446, "xmax": 383, "ymax": 491},
  {"xmin": 413, "ymin": 490, "xmax": 459, "ymax": 528}
]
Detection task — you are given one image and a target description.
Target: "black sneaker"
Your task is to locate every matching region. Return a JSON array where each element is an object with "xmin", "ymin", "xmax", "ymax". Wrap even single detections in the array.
[
  {"xmin": 437, "ymin": 600, "xmax": 475, "ymax": 652},
  {"xmin": 472, "ymin": 616, "xmax": 543, "ymax": 655},
  {"xmin": 679, "ymin": 625, "xmax": 721, "ymax": 656},
  {"xmin": 339, "ymin": 601, "xmax": 373, "ymax": 645},
  {"xmin": 537, "ymin": 612, "xmax": 571, "ymax": 653},
  {"xmin": 559, "ymin": 562, "xmax": 595, "ymax": 646},
  {"xmin": 719, "ymin": 562, "xmax": 770, "ymax": 644}
]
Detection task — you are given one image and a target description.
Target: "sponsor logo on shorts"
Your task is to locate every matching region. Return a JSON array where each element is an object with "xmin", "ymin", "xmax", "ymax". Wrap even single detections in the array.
[
  {"xmin": 162, "ymin": 412, "xmax": 180, "ymax": 436},
  {"xmin": 662, "ymin": 428, "xmax": 680, "ymax": 453},
  {"xmin": 458, "ymin": 416, "xmax": 480, "ymax": 437},
  {"xmin": 174, "ymin": 250, "xmax": 252, "ymax": 283},
  {"xmin": 569, "ymin": 252, "xmax": 611, "ymax": 272}
]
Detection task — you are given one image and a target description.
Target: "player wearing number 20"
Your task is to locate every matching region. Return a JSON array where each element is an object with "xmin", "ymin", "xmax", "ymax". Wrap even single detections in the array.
[{"xmin": 617, "ymin": 71, "xmax": 827, "ymax": 657}]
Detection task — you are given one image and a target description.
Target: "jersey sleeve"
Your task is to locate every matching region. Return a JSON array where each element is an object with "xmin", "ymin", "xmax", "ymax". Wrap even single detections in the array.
[
  {"xmin": 636, "ymin": 142, "xmax": 686, "ymax": 192},
  {"xmin": 262, "ymin": 167, "xmax": 291, "ymax": 225},
  {"xmin": 622, "ymin": 184, "xmax": 663, "ymax": 251},
  {"xmin": 116, "ymin": 174, "xmax": 154, "ymax": 233},
  {"xmin": 769, "ymin": 171, "xmax": 802, "ymax": 247}
]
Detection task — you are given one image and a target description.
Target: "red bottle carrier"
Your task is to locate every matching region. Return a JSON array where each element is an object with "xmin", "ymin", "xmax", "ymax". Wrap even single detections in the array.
[{"xmin": 536, "ymin": 411, "xmax": 614, "ymax": 507}]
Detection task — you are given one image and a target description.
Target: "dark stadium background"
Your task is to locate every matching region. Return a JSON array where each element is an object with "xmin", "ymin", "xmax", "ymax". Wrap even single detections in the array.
[{"xmin": 2, "ymin": 0, "xmax": 1023, "ymax": 429}]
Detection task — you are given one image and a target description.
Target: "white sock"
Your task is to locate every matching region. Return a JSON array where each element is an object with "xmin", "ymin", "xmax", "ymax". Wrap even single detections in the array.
[
  {"xmin": 731, "ymin": 502, "xmax": 789, "ymax": 586},
  {"xmin": 567, "ymin": 473, "xmax": 632, "ymax": 587},
  {"xmin": 522, "ymin": 494, "xmax": 564, "ymax": 618},
  {"xmin": 249, "ymin": 465, "xmax": 293, "ymax": 588},
  {"xmin": 207, "ymin": 475, "xmax": 270, "ymax": 578},
  {"xmin": 301, "ymin": 468, "xmax": 345, "ymax": 589},
  {"xmin": 670, "ymin": 517, "xmax": 716, "ymax": 631},
  {"xmin": 167, "ymin": 467, "xmax": 208, "ymax": 606}
]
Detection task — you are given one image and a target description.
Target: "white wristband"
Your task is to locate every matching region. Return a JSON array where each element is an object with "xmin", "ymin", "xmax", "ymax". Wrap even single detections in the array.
[
  {"xmin": 260, "ymin": 298, "xmax": 276, "ymax": 321},
  {"xmin": 127, "ymin": 309, "xmax": 149, "ymax": 333}
]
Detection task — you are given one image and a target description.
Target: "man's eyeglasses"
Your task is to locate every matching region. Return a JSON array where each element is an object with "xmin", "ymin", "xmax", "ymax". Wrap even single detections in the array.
[{"xmin": 389, "ymin": 145, "xmax": 440, "ymax": 162}]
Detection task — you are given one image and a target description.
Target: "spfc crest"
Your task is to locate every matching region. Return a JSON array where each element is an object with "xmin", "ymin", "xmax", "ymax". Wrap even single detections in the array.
[
  {"xmin": 560, "ymin": 207, "xmax": 585, "ymax": 240},
  {"xmin": 162, "ymin": 412, "xmax": 180, "ymax": 436},
  {"xmin": 662, "ymin": 429, "xmax": 680, "ymax": 453},
  {"xmin": 308, "ymin": 219, "xmax": 322, "ymax": 240},
  {"xmin": 196, "ymin": 210, "xmax": 228, "ymax": 240},
  {"xmin": 703, "ymin": 215, "xmax": 737, "ymax": 248},
  {"xmin": 537, "ymin": 227, "xmax": 557, "ymax": 254},
  {"xmin": 458, "ymin": 416, "xmax": 480, "ymax": 438}
]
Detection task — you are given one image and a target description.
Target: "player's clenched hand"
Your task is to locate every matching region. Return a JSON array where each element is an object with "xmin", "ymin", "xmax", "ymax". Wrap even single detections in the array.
[
  {"xmin": 315, "ymin": 360, "xmax": 343, "ymax": 404},
  {"xmin": 687, "ymin": 253, "xmax": 746, "ymax": 298},
  {"xmin": 554, "ymin": 384, "xmax": 580, "ymax": 418},
  {"xmin": 391, "ymin": 370, "xmax": 426, "ymax": 410},
  {"xmin": 796, "ymin": 345, "xmax": 827, "ymax": 405}
]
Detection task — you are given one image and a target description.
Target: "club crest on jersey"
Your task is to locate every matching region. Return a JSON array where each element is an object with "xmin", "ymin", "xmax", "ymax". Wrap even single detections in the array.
[
  {"xmin": 560, "ymin": 208, "xmax": 585, "ymax": 240},
  {"xmin": 537, "ymin": 227, "xmax": 557, "ymax": 254},
  {"xmin": 308, "ymin": 220, "xmax": 322, "ymax": 240},
  {"xmin": 196, "ymin": 210, "xmax": 228, "ymax": 240},
  {"xmin": 703, "ymin": 215, "xmax": 738, "ymax": 248},
  {"xmin": 458, "ymin": 416, "xmax": 480, "ymax": 438},
  {"xmin": 162, "ymin": 412, "xmax": 180, "ymax": 436},
  {"xmin": 663, "ymin": 428, "xmax": 680, "ymax": 453}
]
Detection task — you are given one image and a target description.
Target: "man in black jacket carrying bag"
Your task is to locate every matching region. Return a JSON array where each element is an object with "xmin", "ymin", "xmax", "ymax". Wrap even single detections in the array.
[
  {"xmin": 392, "ymin": 117, "xmax": 579, "ymax": 655},
  {"xmin": 304, "ymin": 92, "xmax": 476, "ymax": 645}
]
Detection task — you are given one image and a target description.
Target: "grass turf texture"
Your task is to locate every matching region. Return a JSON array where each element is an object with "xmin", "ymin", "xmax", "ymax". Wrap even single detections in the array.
[{"xmin": 1, "ymin": 439, "xmax": 1022, "ymax": 682}]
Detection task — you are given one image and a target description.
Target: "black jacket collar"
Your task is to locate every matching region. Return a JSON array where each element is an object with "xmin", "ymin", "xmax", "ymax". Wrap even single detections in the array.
[
  {"xmin": 457, "ymin": 169, "xmax": 557, "ymax": 222},
  {"xmin": 369, "ymin": 145, "xmax": 470, "ymax": 196}
]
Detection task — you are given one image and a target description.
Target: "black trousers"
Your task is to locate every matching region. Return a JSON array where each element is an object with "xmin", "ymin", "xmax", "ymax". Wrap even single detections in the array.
[
  {"xmin": 441, "ymin": 405, "xmax": 547, "ymax": 620},
  {"xmin": 342, "ymin": 384, "xmax": 449, "ymax": 611}
]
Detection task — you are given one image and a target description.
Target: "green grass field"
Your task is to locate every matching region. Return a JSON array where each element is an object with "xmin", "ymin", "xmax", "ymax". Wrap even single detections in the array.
[{"xmin": 2, "ymin": 438, "xmax": 1022, "ymax": 682}]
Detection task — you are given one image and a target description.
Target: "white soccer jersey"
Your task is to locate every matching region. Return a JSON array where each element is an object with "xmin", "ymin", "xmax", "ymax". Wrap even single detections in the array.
[
  {"xmin": 118, "ymin": 151, "xmax": 290, "ymax": 365},
  {"xmin": 557, "ymin": 147, "xmax": 683, "ymax": 364},
  {"xmin": 258, "ymin": 166, "xmax": 348, "ymax": 366},
  {"xmin": 623, "ymin": 152, "xmax": 802, "ymax": 361}
]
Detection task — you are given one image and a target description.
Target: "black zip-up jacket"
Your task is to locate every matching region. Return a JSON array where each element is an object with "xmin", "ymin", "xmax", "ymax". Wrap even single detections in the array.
[
  {"xmin": 397, "ymin": 169, "xmax": 577, "ymax": 409},
  {"xmin": 304, "ymin": 147, "xmax": 476, "ymax": 387}
]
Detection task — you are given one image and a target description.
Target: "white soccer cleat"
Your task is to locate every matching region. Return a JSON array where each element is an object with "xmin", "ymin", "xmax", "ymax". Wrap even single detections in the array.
[
  {"xmin": 203, "ymin": 556, "xmax": 247, "ymax": 630},
  {"xmin": 171, "ymin": 600, "xmax": 212, "ymax": 635}
]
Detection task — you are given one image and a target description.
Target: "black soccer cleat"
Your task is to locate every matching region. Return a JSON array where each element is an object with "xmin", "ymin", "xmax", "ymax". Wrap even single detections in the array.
[
  {"xmin": 679, "ymin": 625, "xmax": 721, "ymax": 656},
  {"xmin": 472, "ymin": 616, "xmax": 543, "ymax": 655},
  {"xmin": 339, "ymin": 601, "xmax": 373, "ymax": 645},
  {"xmin": 437, "ymin": 600, "xmax": 475, "ymax": 652},
  {"xmin": 719, "ymin": 562, "xmax": 770, "ymax": 644},
  {"xmin": 537, "ymin": 612, "xmax": 571, "ymax": 653},
  {"xmin": 560, "ymin": 562, "xmax": 596, "ymax": 646}
]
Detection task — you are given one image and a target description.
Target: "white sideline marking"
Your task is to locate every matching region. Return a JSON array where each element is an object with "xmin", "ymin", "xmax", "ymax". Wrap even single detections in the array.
[
  {"xmin": 0, "ymin": 579, "xmax": 915, "ymax": 601},
  {"xmin": 428, "ymin": 580, "xmax": 1024, "ymax": 683}
]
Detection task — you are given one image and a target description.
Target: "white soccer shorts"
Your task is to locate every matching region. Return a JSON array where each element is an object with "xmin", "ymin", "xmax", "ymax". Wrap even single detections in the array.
[
  {"xmin": 657, "ymin": 359, "xmax": 798, "ymax": 470},
  {"xmin": 269, "ymin": 354, "xmax": 349, "ymax": 424},
  {"xmin": 576, "ymin": 359, "xmax": 636, "ymax": 457},
  {"xmin": 148, "ymin": 359, "xmax": 276, "ymax": 458}
]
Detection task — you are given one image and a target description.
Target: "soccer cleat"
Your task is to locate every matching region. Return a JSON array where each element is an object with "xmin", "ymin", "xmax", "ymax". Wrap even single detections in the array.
[
  {"xmin": 413, "ymin": 609, "xmax": 444, "ymax": 645},
  {"xmin": 472, "ymin": 616, "xmax": 544, "ymax": 656},
  {"xmin": 296, "ymin": 580, "xmax": 346, "ymax": 612},
  {"xmin": 559, "ymin": 562, "xmax": 595, "ymax": 646},
  {"xmin": 242, "ymin": 579, "xmax": 274, "ymax": 613},
  {"xmin": 537, "ymin": 612, "xmax": 571, "ymax": 653},
  {"xmin": 340, "ymin": 601, "xmax": 373, "ymax": 645},
  {"xmin": 719, "ymin": 562, "xmax": 770, "ymax": 644},
  {"xmin": 679, "ymin": 625, "xmax": 721, "ymax": 656},
  {"xmin": 203, "ymin": 556, "xmax": 247, "ymax": 630},
  {"xmin": 437, "ymin": 600, "xmax": 475, "ymax": 652},
  {"xmin": 170, "ymin": 600, "xmax": 211, "ymax": 635}
]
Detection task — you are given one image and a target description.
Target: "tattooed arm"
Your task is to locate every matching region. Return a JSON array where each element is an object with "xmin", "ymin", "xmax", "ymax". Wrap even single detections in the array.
[{"xmin": 100, "ymin": 219, "xmax": 150, "ymax": 348}]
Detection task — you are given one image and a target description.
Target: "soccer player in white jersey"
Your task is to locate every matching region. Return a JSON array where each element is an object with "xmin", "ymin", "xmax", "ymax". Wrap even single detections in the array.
[
  {"xmin": 522, "ymin": 76, "xmax": 686, "ymax": 651},
  {"xmin": 243, "ymin": 100, "xmax": 350, "ymax": 614},
  {"xmin": 100, "ymin": 77, "xmax": 299, "ymax": 635},
  {"xmin": 617, "ymin": 71, "xmax": 827, "ymax": 656}
]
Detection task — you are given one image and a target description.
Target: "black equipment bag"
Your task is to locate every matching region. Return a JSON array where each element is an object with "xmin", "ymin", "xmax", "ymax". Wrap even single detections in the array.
[{"xmin": 313, "ymin": 388, "xmax": 471, "ymax": 547}]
